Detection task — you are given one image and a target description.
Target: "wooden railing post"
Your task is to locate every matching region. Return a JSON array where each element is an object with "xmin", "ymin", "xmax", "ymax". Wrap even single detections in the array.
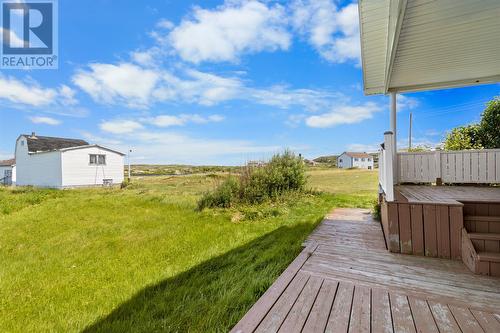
[
  {"xmin": 384, "ymin": 131, "xmax": 395, "ymax": 201},
  {"xmin": 435, "ymin": 150, "xmax": 442, "ymax": 185}
]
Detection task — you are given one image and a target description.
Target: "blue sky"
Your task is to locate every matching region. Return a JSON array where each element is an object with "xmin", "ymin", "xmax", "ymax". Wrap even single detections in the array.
[{"xmin": 0, "ymin": 0, "xmax": 498, "ymax": 165}]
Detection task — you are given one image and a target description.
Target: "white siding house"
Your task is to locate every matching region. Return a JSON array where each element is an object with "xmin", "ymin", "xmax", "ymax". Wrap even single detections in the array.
[
  {"xmin": 338, "ymin": 152, "xmax": 374, "ymax": 170},
  {"xmin": 15, "ymin": 133, "xmax": 125, "ymax": 188},
  {"xmin": 0, "ymin": 159, "xmax": 16, "ymax": 185}
]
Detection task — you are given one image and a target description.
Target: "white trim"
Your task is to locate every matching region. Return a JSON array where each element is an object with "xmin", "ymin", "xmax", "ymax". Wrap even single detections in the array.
[
  {"xmin": 59, "ymin": 145, "xmax": 125, "ymax": 156},
  {"xmin": 384, "ymin": 0, "xmax": 408, "ymax": 93},
  {"xmin": 387, "ymin": 75, "xmax": 500, "ymax": 93}
]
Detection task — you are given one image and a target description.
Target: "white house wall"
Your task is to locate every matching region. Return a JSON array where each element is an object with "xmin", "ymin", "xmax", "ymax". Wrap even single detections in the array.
[
  {"xmin": 15, "ymin": 137, "xmax": 62, "ymax": 187},
  {"xmin": 338, "ymin": 154, "xmax": 353, "ymax": 168},
  {"xmin": 352, "ymin": 159, "xmax": 374, "ymax": 169},
  {"xmin": 61, "ymin": 146, "xmax": 124, "ymax": 187}
]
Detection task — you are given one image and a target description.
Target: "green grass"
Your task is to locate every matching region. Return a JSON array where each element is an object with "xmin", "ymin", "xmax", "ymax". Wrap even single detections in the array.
[
  {"xmin": 0, "ymin": 168, "xmax": 377, "ymax": 332},
  {"xmin": 308, "ymin": 167, "xmax": 378, "ymax": 197},
  {"xmin": 131, "ymin": 164, "xmax": 240, "ymax": 176}
]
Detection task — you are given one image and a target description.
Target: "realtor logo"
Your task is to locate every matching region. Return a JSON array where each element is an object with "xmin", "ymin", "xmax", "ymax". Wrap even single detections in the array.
[{"xmin": 1, "ymin": 0, "xmax": 58, "ymax": 69}]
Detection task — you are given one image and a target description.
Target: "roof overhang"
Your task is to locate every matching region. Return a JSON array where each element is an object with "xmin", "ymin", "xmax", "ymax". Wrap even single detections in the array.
[
  {"xmin": 359, "ymin": 0, "xmax": 500, "ymax": 95},
  {"xmin": 59, "ymin": 144, "xmax": 126, "ymax": 156}
]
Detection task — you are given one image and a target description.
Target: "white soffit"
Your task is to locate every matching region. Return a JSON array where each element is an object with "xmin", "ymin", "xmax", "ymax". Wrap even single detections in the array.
[{"xmin": 359, "ymin": 0, "xmax": 500, "ymax": 95}]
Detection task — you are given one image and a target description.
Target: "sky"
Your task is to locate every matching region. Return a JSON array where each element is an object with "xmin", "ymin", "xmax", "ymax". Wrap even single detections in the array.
[{"xmin": 0, "ymin": 0, "xmax": 498, "ymax": 165}]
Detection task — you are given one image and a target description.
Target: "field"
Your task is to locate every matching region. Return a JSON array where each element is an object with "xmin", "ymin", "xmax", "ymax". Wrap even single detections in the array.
[{"xmin": 0, "ymin": 168, "xmax": 377, "ymax": 333}]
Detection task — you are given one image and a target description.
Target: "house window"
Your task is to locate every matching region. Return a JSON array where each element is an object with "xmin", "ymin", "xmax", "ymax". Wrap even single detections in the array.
[
  {"xmin": 339, "ymin": 158, "xmax": 343, "ymax": 163},
  {"xmin": 362, "ymin": 158, "xmax": 365, "ymax": 161},
  {"xmin": 21, "ymin": 140, "xmax": 24, "ymax": 146},
  {"xmin": 90, "ymin": 154, "xmax": 106, "ymax": 165},
  {"xmin": 354, "ymin": 158, "xmax": 359, "ymax": 162},
  {"xmin": 368, "ymin": 158, "xmax": 371, "ymax": 162}
]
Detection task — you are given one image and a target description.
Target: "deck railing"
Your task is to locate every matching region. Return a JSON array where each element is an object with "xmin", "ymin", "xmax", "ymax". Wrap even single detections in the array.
[{"xmin": 398, "ymin": 149, "xmax": 500, "ymax": 184}]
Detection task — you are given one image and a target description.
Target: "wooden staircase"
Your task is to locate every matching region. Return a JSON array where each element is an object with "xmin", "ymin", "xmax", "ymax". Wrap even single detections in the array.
[{"xmin": 461, "ymin": 214, "xmax": 500, "ymax": 277}]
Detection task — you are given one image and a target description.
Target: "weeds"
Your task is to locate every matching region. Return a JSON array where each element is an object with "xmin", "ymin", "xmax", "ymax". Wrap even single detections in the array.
[{"xmin": 198, "ymin": 150, "xmax": 306, "ymax": 210}]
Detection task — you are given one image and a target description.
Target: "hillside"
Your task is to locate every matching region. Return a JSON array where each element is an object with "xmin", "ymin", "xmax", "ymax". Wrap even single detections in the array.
[{"xmin": 313, "ymin": 155, "xmax": 338, "ymax": 166}]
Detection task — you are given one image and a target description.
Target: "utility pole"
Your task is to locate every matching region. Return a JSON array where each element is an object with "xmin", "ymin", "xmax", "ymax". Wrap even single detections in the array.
[
  {"xmin": 128, "ymin": 149, "xmax": 132, "ymax": 181},
  {"xmin": 409, "ymin": 112, "xmax": 413, "ymax": 151}
]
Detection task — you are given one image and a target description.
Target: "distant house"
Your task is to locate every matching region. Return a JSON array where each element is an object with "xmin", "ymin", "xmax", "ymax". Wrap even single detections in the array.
[
  {"xmin": 0, "ymin": 158, "xmax": 16, "ymax": 185},
  {"xmin": 247, "ymin": 160, "xmax": 266, "ymax": 167},
  {"xmin": 15, "ymin": 133, "xmax": 125, "ymax": 188},
  {"xmin": 337, "ymin": 152, "xmax": 374, "ymax": 170}
]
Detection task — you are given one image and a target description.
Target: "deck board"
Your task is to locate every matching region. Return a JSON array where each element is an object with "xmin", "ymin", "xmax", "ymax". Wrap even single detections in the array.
[
  {"xmin": 231, "ymin": 208, "xmax": 500, "ymax": 333},
  {"xmin": 396, "ymin": 185, "xmax": 500, "ymax": 205}
]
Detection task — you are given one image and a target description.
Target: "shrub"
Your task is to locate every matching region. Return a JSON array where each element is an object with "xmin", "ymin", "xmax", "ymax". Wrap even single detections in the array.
[
  {"xmin": 372, "ymin": 200, "xmax": 381, "ymax": 221},
  {"xmin": 197, "ymin": 177, "xmax": 239, "ymax": 210},
  {"xmin": 444, "ymin": 97, "xmax": 500, "ymax": 150},
  {"xmin": 444, "ymin": 124, "xmax": 483, "ymax": 150},
  {"xmin": 197, "ymin": 150, "xmax": 306, "ymax": 209},
  {"xmin": 479, "ymin": 97, "xmax": 500, "ymax": 148}
]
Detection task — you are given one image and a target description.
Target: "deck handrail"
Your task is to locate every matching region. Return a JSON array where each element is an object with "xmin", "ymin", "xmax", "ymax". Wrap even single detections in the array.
[{"xmin": 398, "ymin": 148, "xmax": 500, "ymax": 184}]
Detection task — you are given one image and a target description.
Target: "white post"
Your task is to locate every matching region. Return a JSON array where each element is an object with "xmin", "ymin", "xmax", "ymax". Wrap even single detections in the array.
[
  {"xmin": 409, "ymin": 112, "xmax": 412, "ymax": 150},
  {"xmin": 390, "ymin": 92, "xmax": 398, "ymax": 184},
  {"xmin": 128, "ymin": 149, "xmax": 132, "ymax": 181},
  {"xmin": 435, "ymin": 150, "xmax": 442, "ymax": 185},
  {"xmin": 384, "ymin": 131, "xmax": 395, "ymax": 201}
]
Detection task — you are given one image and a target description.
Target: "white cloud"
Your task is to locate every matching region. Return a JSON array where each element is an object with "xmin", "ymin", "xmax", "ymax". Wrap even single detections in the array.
[
  {"xmin": 94, "ymin": 114, "xmax": 277, "ymax": 164},
  {"xmin": 58, "ymin": 85, "xmax": 78, "ymax": 106},
  {"xmin": 156, "ymin": 19, "xmax": 174, "ymax": 30},
  {"xmin": 292, "ymin": 1, "xmax": 360, "ymax": 63},
  {"xmin": 0, "ymin": 74, "xmax": 57, "ymax": 106},
  {"xmin": 346, "ymin": 143, "xmax": 380, "ymax": 153},
  {"xmin": 72, "ymin": 63, "xmax": 159, "ymax": 108},
  {"xmin": 116, "ymin": 130, "xmax": 281, "ymax": 165},
  {"xmin": 143, "ymin": 113, "xmax": 225, "ymax": 127},
  {"xmin": 305, "ymin": 102, "xmax": 381, "ymax": 128},
  {"xmin": 168, "ymin": 1, "xmax": 291, "ymax": 63},
  {"xmin": 286, "ymin": 113, "xmax": 306, "ymax": 127},
  {"xmin": 80, "ymin": 131, "xmax": 123, "ymax": 146},
  {"xmin": 397, "ymin": 95, "xmax": 420, "ymax": 111},
  {"xmin": 73, "ymin": 61, "xmax": 349, "ymax": 112},
  {"xmin": 398, "ymin": 138, "xmax": 443, "ymax": 150},
  {"xmin": 153, "ymin": 69, "xmax": 243, "ymax": 106},
  {"xmin": 99, "ymin": 119, "xmax": 144, "ymax": 134},
  {"xmin": 0, "ymin": 74, "xmax": 85, "ymax": 119},
  {"xmin": 131, "ymin": 50, "xmax": 156, "ymax": 67},
  {"xmin": 247, "ymin": 85, "xmax": 346, "ymax": 111},
  {"xmin": 29, "ymin": 116, "xmax": 61, "ymax": 125}
]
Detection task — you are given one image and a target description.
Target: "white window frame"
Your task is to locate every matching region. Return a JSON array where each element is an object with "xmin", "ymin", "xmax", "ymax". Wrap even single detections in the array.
[{"xmin": 89, "ymin": 154, "xmax": 106, "ymax": 165}]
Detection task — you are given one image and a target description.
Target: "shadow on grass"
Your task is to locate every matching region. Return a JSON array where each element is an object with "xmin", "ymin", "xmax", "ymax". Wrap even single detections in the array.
[{"xmin": 82, "ymin": 221, "xmax": 321, "ymax": 333}]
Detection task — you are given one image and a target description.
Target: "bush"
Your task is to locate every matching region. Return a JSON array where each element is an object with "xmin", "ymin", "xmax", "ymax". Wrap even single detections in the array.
[
  {"xmin": 444, "ymin": 97, "xmax": 500, "ymax": 150},
  {"xmin": 372, "ymin": 200, "xmax": 381, "ymax": 221},
  {"xmin": 197, "ymin": 150, "xmax": 306, "ymax": 209},
  {"xmin": 479, "ymin": 97, "xmax": 500, "ymax": 148},
  {"xmin": 444, "ymin": 124, "xmax": 483, "ymax": 150},
  {"xmin": 197, "ymin": 177, "xmax": 239, "ymax": 210}
]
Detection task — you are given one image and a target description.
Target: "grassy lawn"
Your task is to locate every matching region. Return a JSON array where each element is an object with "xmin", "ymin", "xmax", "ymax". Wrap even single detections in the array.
[{"xmin": 0, "ymin": 168, "xmax": 377, "ymax": 332}]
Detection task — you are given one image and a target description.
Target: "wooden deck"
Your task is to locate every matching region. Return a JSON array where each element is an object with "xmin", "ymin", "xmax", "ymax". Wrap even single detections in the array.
[
  {"xmin": 231, "ymin": 208, "xmax": 500, "ymax": 333},
  {"xmin": 396, "ymin": 185, "xmax": 500, "ymax": 205}
]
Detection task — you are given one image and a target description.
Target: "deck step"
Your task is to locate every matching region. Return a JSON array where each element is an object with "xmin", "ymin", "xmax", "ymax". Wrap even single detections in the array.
[
  {"xmin": 469, "ymin": 233, "xmax": 500, "ymax": 241},
  {"xmin": 477, "ymin": 252, "xmax": 500, "ymax": 263},
  {"xmin": 464, "ymin": 216, "xmax": 500, "ymax": 223}
]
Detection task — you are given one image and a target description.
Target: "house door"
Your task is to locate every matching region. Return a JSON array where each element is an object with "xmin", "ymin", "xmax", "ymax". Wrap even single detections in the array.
[{"xmin": 4, "ymin": 170, "xmax": 12, "ymax": 185}]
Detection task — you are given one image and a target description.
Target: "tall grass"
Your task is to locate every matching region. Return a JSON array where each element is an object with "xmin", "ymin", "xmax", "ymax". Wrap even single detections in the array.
[{"xmin": 197, "ymin": 151, "xmax": 306, "ymax": 210}]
